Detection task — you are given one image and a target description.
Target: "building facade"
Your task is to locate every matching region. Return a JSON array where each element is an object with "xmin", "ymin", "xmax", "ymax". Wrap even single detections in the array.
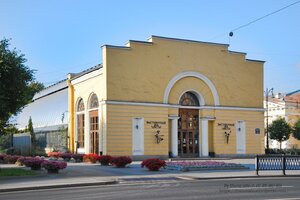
[{"xmin": 68, "ymin": 36, "xmax": 265, "ymax": 159}]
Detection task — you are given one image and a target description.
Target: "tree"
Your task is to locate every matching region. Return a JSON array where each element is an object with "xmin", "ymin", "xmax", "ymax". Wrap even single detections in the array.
[
  {"xmin": 293, "ymin": 118, "xmax": 300, "ymax": 140},
  {"xmin": 269, "ymin": 118, "xmax": 292, "ymax": 149},
  {"xmin": 0, "ymin": 39, "xmax": 43, "ymax": 133},
  {"xmin": 27, "ymin": 116, "xmax": 36, "ymax": 149}
]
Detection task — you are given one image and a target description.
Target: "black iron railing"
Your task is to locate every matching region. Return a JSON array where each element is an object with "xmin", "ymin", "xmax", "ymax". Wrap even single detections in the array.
[{"xmin": 256, "ymin": 155, "xmax": 300, "ymax": 175}]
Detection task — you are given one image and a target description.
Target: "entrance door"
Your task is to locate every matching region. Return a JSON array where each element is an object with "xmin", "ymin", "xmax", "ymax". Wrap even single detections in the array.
[
  {"xmin": 178, "ymin": 109, "xmax": 199, "ymax": 157},
  {"xmin": 89, "ymin": 110, "xmax": 99, "ymax": 154}
]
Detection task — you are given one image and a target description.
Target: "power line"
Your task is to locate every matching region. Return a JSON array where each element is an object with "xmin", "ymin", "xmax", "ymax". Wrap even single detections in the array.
[
  {"xmin": 211, "ymin": 1, "xmax": 300, "ymax": 40},
  {"xmin": 230, "ymin": 0, "xmax": 300, "ymax": 34}
]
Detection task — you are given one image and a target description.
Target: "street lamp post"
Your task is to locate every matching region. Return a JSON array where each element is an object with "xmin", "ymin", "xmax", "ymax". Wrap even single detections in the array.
[{"xmin": 265, "ymin": 88, "xmax": 274, "ymax": 152}]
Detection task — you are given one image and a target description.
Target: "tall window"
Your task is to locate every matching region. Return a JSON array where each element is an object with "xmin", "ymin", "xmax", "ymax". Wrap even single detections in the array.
[
  {"xmin": 89, "ymin": 93, "xmax": 99, "ymax": 154},
  {"xmin": 179, "ymin": 92, "xmax": 200, "ymax": 106},
  {"xmin": 77, "ymin": 98, "xmax": 85, "ymax": 148}
]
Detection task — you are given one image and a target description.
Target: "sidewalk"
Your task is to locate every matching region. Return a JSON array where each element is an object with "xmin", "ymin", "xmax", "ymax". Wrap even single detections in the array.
[{"xmin": 1, "ymin": 159, "xmax": 300, "ymax": 192}]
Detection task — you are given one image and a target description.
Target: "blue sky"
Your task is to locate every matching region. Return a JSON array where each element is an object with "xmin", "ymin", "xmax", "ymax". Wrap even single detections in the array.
[{"xmin": 1, "ymin": 0, "xmax": 299, "ymax": 93}]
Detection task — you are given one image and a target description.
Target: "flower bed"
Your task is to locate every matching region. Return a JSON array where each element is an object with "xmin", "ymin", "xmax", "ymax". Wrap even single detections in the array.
[
  {"xmin": 98, "ymin": 155, "xmax": 112, "ymax": 166},
  {"xmin": 110, "ymin": 156, "xmax": 132, "ymax": 167},
  {"xmin": 23, "ymin": 158, "xmax": 44, "ymax": 170},
  {"xmin": 61, "ymin": 153, "xmax": 73, "ymax": 161},
  {"xmin": 72, "ymin": 154, "xmax": 84, "ymax": 162},
  {"xmin": 83, "ymin": 154, "xmax": 99, "ymax": 163},
  {"xmin": 41, "ymin": 160, "xmax": 67, "ymax": 173},
  {"xmin": 141, "ymin": 158, "xmax": 166, "ymax": 171},
  {"xmin": 48, "ymin": 152, "xmax": 62, "ymax": 159},
  {"xmin": 166, "ymin": 161, "xmax": 247, "ymax": 171},
  {"xmin": 3, "ymin": 155, "xmax": 20, "ymax": 164}
]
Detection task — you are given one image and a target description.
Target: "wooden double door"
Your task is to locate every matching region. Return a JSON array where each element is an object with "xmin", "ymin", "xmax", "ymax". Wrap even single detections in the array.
[
  {"xmin": 89, "ymin": 110, "xmax": 99, "ymax": 154},
  {"xmin": 178, "ymin": 109, "xmax": 199, "ymax": 157}
]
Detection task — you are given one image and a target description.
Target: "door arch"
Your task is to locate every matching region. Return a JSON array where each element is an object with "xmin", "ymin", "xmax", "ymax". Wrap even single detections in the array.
[{"xmin": 178, "ymin": 92, "xmax": 200, "ymax": 157}]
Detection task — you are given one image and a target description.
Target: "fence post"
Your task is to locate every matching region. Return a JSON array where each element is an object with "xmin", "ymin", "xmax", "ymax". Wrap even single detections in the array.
[
  {"xmin": 256, "ymin": 155, "xmax": 259, "ymax": 176},
  {"xmin": 283, "ymin": 155, "xmax": 286, "ymax": 176}
]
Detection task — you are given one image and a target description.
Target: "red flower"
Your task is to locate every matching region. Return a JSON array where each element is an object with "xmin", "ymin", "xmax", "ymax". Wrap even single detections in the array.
[
  {"xmin": 98, "ymin": 155, "xmax": 112, "ymax": 165},
  {"xmin": 48, "ymin": 152, "xmax": 62, "ymax": 159},
  {"xmin": 110, "ymin": 156, "xmax": 132, "ymax": 167},
  {"xmin": 141, "ymin": 158, "xmax": 166, "ymax": 171},
  {"xmin": 83, "ymin": 154, "xmax": 100, "ymax": 163}
]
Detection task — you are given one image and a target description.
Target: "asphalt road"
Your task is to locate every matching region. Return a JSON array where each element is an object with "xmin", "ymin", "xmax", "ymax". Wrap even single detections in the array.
[{"xmin": 2, "ymin": 177, "xmax": 300, "ymax": 200}]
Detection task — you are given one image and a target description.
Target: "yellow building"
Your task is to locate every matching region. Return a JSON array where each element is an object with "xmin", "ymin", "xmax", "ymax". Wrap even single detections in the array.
[{"xmin": 67, "ymin": 36, "xmax": 265, "ymax": 159}]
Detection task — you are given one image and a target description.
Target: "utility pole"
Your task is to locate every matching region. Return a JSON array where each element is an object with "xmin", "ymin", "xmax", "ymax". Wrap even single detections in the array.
[{"xmin": 265, "ymin": 88, "xmax": 274, "ymax": 152}]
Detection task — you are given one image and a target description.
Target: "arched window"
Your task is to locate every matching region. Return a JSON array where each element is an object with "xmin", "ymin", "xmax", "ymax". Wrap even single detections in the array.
[
  {"xmin": 89, "ymin": 94, "xmax": 99, "ymax": 109},
  {"xmin": 76, "ymin": 98, "xmax": 85, "ymax": 148},
  {"xmin": 179, "ymin": 92, "xmax": 200, "ymax": 106},
  {"xmin": 77, "ymin": 98, "xmax": 85, "ymax": 112},
  {"xmin": 88, "ymin": 93, "xmax": 99, "ymax": 154}
]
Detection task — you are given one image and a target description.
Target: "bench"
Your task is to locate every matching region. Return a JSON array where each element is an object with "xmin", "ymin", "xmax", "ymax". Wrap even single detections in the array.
[{"xmin": 256, "ymin": 155, "xmax": 300, "ymax": 175}]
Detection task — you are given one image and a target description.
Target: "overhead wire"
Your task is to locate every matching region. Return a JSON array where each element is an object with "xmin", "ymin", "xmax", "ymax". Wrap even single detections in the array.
[
  {"xmin": 230, "ymin": 0, "xmax": 300, "ymax": 34},
  {"xmin": 211, "ymin": 0, "xmax": 300, "ymax": 40}
]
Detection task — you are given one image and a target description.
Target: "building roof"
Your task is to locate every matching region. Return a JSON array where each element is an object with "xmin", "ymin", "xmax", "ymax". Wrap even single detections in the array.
[
  {"xmin": 11, "ymin": 87, "xmax": 68, "ymax": 130},
  {"xmin": 285, "ymin": 90, "xmax": 300, "ymax": 102},
  {"xmin": 33, "ymin": 79, "xmax": 67, "ymax": 101},
  {"xmin": 69, "ymin": 64, "xmax": 102, "ymax": 81},
  {"xmin": 286, "ymin": 89, "xmax": 300, "ymax": 96}
]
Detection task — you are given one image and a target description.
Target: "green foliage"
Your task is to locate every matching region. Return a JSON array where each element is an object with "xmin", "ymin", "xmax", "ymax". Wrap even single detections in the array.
[
  {"xmin": 27, "ymin": 116, "xmax": 36, "ymax": 147},
  {"xmin": 28, "ymin": 117, "xmax": 33, "ymax": 134},
  {"xmin": 0, "ymin": 124, "xmax": 17, "ymax": 151},
  {"xmin": 0, "ymin": 133, "xmax": 12, "ymax": 150},
  {"xmin": 293, "ymin": 118, "xmax": 300, "ymax": 140},
  {"xmin": 0, "ymin": 39, "xmax": 44, "ymax": 134},
  {"xmin": 0, "ymin": 168, "xmax": 37, "ymax": 177},
  {"xmin": 269, "ymin": 118, "xmax": 292, "ymax": 149},
  {"xmin": 25, "ymin": 82, "xmax": 45, "ymax": 103}
]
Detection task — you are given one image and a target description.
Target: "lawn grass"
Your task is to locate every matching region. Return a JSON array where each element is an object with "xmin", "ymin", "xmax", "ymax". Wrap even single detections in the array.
[{"xmin": 0, "ymin": 168, "xmax": 37, "ymax": 177}]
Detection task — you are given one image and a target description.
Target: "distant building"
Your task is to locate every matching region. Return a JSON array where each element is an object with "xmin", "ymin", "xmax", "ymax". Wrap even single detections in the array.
[
  {"xmin": 12, "ymin": 80, "xmax": 68, "ymax": 152},
  {"xmin": 264, "ymin": 90, "xmax": 300, "ymax": 149}
]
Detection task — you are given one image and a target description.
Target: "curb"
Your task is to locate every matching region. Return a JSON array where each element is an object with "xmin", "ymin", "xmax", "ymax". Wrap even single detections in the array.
[
  {"xmin": 0, "ymin": 179, "xmax": 119, "ymax": 193},
  {"xmin": 190, "ymin": 174, "xmax": 300, "ymax": 180}
]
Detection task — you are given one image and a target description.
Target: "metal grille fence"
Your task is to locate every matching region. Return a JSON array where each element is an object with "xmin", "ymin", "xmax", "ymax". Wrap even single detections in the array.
[{"xmin": 256, "ymin": 155, "xmax": 300, "ymax": 175}]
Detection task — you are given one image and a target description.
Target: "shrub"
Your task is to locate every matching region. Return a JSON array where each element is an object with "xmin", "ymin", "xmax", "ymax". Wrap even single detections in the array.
[
  {"xmin": 61, "ymin": 153, "xmax": 73, "ymax": 161},
  {"xmin": 110, "ymin": 156, "xmax": 132, "ymax": 167},
  {"xmin": 4, "ymin": 155, "xmax": 20, "ymax": 164},
  {"xmin": 83, "ymin": 154, "xmax": 99, "ymax": 163},
  {"xmin": 31, "ymin": 147, "xmax": 47, "ymax": 157},
  {"xmin": 23, "ymin": 158, "xmax": 44, "ymax": 170},
  {"xmin": 48, "ymin": 151, "xmax": 62, "ymax": 159},
  {"xmin": 98, "ymin": 155, "xmax": 112, "ymax": 166},
  {"xmin": 72, "ymin": 154, "xmax": 84, "ymax": 162},
  {"xmin": 141, "ymin": 158, "xmax": 166, "ymax": 171},
  {"xmin": 0, "ymin": 154, "xmax": 7, "ymax": 163},
  {"xmin": 41, "ymin": 160, "xmax": 67, "ymax": 170}
]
